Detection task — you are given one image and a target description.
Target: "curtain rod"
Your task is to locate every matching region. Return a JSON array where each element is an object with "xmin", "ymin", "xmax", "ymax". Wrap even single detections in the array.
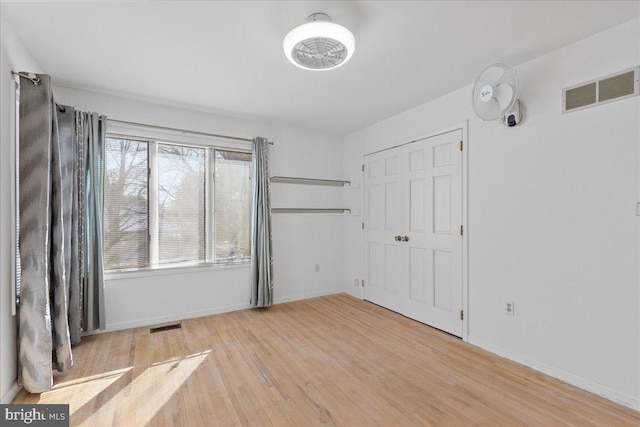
[
  {"xmin": 12, "ymin": 71, "xmax": 65, "ymax": 112},
  {"xmin": 11, "ymin": 70, "xmax": 41, "ymax": 85},
  {"xmin": 107, "ymin": 119, "xmax": 274, "ymax": 145},
  {"xmin": 11, "ymin": 71, "xmax": 273, "ymax": 145}
]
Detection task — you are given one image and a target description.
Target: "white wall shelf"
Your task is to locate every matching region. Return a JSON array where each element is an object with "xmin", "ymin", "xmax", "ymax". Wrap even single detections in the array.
[
  {"xmin": 270, "ymin": 176, "xmax": 350, "ymax": 186},
  {"xmin": 272, "ymin": 208, "xmax": 350, "ymax": 214},
  {"xmin": 270, "ymin": 175, "xmax": 351, "ymax": 213}
]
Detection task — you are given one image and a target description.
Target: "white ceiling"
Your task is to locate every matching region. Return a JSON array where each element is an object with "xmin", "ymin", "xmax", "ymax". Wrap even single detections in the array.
[{"xmin": 2, "ymin": 1, "xmax": 639, "ymax": 134}]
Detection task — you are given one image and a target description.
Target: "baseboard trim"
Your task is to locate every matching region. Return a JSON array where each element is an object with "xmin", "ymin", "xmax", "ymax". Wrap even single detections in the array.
[
  {"xmin": 274, "ymin": 288, "xmax": 343, "ymax": 304},
  {"xmin": 342, "ymin": 287, "xmax": 362, "ymax": 300},
  {"xmin": 86, "ymin": 302, "xmax": 252, "ymax": 335},
  {"xmin": 1, "ymin": 381, "xmax": 20, "ymax": 404},
  {"xmin": 467, "ymin": 336, "xmax": 640, "ymax": 411},
  {"xmin": 86, "ymin": 289, "xmax": 344, "ymax": 336}
]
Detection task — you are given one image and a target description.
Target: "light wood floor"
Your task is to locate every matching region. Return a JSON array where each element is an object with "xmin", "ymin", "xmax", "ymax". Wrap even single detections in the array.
[{"xmin": 13, "ymin": 293, "xmax": 640, "ymax": 426}]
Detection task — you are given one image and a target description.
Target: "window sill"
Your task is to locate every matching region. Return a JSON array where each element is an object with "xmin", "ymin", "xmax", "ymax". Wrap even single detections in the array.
[{"xmin": 104, "ymin": 261, "xmax": 251, "ymax": 281}]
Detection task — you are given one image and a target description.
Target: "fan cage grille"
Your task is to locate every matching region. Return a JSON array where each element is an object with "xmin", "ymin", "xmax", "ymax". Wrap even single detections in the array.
[
  {"xmin": 291, "ymin": 37, "xmax": 348, "ymax": 69},
  {"xmin": 472, "ymin": 64, "xmax": 519, "ymax": 121}
]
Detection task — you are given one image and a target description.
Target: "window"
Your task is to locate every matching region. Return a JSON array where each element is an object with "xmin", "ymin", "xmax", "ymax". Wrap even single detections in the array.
[
  {"xmin": 157, "ymin": 144, "xmax": 206, "ymax": 265},
  {"xmin": 104, "ymin": 136, "xmax": 252, "ymax": 271},
  {"xmin": 213, "ymin": 150, "xmax": 252, "ymax": 262},
  {"xmin": 104, "ymin": 138, "xmax": 149, "ymax": 270}
]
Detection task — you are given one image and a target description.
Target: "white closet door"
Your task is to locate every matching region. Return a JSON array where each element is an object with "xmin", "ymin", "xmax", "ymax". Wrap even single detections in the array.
[
  {"xmin": 363, "ymin": 129, "xmax": 464, "ymax": 337},
  {"xmin": 363, "ymin": 149, "xmax": 405, "ymax": 313},
  {"xmin": 402, "ymin": 130, "xmax": 463, "ymax": 337}
]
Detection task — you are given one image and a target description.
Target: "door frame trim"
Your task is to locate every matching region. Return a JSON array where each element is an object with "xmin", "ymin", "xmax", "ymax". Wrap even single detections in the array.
[{"xmin": 360, "ymin": 120, "xmax": 469, "ymax": 342}]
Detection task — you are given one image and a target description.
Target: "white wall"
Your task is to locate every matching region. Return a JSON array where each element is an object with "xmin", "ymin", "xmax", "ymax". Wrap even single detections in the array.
[
  {"xmin": 343, "ymin": 18, "xmax": 640, "ymax": 409},
  {"xmin": 0, "ymin": 15, "xmax": 43, "ymax": 404},
  {"xmin": 53, "ymin": 86, "xmax": 345, "ymax": 332}
]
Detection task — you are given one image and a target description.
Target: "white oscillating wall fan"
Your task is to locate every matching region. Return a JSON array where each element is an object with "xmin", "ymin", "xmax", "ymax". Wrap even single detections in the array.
[{"xmin": 472, "ymin": 63, "xmax": 524, "ymax": 127}]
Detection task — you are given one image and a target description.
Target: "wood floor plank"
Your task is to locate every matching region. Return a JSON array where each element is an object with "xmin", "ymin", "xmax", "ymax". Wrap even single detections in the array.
[{"xmin": 12, "ymin": 293, "xmax": 640, "ymax": 426}]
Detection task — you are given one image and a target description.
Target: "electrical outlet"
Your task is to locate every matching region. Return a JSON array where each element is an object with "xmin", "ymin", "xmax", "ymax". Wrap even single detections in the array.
[
  {"xmin": 354, "ymin": 278, "xmax": 359, "ymax": 287},
  {"xmin": 505, "ymin": 301, "xmax": 515, "ymax": 316},
  {"xmin": 315, "ymin": 264, "xmax": 320, "ymax": 272}
]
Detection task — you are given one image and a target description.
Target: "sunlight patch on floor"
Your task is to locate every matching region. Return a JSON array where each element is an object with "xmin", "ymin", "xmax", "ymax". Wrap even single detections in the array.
[
  {"xmin": 37, "ymin": 367, "xmax": 132, "ymax": 410},
  {"xmin": 78, "ymin": 350, "xmax": 211, "ymax": 426}
]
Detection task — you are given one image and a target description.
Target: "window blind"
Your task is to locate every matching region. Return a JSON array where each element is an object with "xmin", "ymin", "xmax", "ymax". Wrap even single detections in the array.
[
  {"xmin": 157, "ymin": 144, "xmax": 206, "ymax": 265},
  {"xmin": 213, "ymin": 150, "xmax": 252, "ymax": 263},
  {"xmin": 104, "ymin": 138, "xmax": 149, "ymax": 270}
]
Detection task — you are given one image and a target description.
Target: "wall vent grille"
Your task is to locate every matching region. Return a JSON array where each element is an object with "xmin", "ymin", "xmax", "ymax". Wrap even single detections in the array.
[{"xmin": 563, "ymin": 66, "xmax": 639, "ymax": 113}]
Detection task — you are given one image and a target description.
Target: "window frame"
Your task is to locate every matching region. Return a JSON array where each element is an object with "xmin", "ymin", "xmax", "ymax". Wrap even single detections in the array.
[{"xmin": 104, "ymin": 128, "xmax": 252, "ymax": 278}]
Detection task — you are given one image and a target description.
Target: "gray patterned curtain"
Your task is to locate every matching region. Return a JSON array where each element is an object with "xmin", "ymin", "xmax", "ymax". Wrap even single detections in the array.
[
  {"xmin": 17, "ymin": 73, "xmax": 106, "ymax": 393},
  {"xmin": 18, "ymin": 74, "xmax": 73, "ymax": 393},
  {"xmin": 76, "ymin": 112, "xmax": 106, "ymax": 333},
  {"xmin": 56, "ymin": 106, "xmax": 82, "ymax": 345},
  {"xmin": 250, "ymin": 137, "xmax": 273, "ymax": 307}
]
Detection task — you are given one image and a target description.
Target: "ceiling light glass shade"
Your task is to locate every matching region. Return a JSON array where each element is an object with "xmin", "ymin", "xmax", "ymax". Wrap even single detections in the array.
[{"xmin": 283, "ymin": 20, "xmax": 355, "ymax": 70}]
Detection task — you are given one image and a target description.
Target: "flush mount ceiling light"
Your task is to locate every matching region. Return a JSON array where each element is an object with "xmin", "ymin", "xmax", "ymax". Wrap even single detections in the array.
[{"xmin": 283, "ymin": 13, "xmax": 355, "ymax": 71}]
